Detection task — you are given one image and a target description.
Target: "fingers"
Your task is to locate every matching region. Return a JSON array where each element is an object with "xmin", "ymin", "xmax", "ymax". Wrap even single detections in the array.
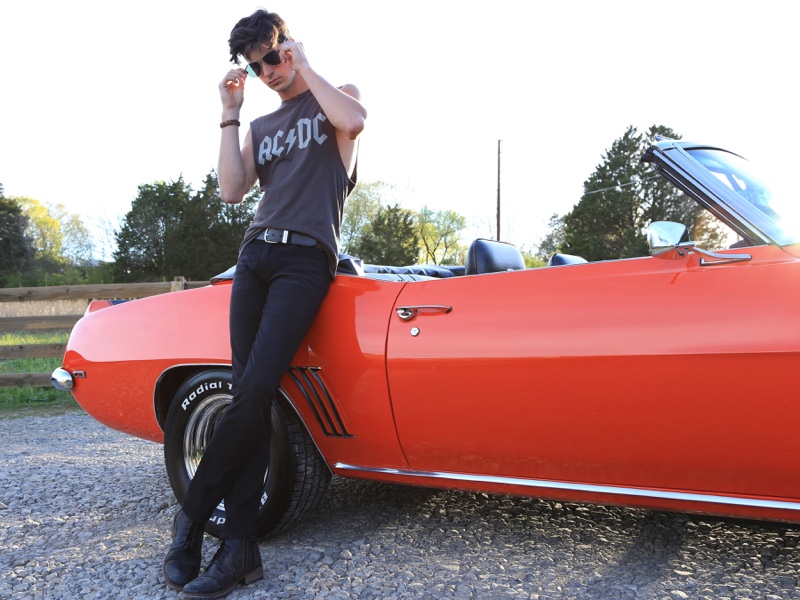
[
  {"xmin": 281, "ymin": 40, "xmax": 308, "ymax": 72},
  {"xmin": 221, "ymin": 68, "xmax": 247, "ymax": 90},
  {"xmin": 280, "ymin": 39, "xmax": 295, "ymax": 58},
  {"xmin": 220, "ymin": 68, "xmax": 246, "ymax": 110}
]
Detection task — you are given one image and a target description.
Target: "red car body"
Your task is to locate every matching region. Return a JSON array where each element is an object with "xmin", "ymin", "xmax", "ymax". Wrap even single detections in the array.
[{"xmin": 56, "ymin": 140, "xmax": 800, "ymax": 534}]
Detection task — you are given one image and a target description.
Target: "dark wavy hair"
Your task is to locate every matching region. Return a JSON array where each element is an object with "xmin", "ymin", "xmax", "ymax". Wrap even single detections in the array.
[{"xmin": 228, "ymin": 9, "xmax": 290, "ymax": 64}]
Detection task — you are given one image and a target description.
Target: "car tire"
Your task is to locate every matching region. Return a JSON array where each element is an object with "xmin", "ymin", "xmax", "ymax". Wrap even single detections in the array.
[{"xmin": 163, "ymin": 369, "xmax": 331, "ymax": 539}]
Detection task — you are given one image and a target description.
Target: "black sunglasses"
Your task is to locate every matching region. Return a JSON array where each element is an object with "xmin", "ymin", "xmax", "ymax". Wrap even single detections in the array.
[{"xmin": 245, "ymin": 35, "xmax": 288, "ymax": 77}]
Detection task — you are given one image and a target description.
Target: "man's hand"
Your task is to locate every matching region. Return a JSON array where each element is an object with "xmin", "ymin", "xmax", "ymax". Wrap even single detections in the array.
[
  {"xmin": 219, "ymin": 68, "xmax": 248, "ymax": 114},
  {"xmin": 281, "ymin": 39, "xmax": 311, "ymax": 75}
]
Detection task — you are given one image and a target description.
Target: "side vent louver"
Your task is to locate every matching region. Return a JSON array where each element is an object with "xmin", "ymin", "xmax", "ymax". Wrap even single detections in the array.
[{"xmin": 288, "ymin": 367, "xmax": 353, "ymax": 437}]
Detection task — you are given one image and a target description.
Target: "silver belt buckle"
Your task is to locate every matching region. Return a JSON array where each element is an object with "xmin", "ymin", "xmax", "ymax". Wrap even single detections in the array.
[{"xmin": 264, "ymin": 229, "xmax": 291, "ymax": 243}]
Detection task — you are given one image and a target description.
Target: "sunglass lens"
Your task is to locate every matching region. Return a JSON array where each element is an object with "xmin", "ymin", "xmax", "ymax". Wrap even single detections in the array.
[
  {"xmin": 246, "ymin": 63, "xmax": 260, "ymax": 77},
  {"xmin": 263, "ymin": 50, "xmax": 282, "ymax": 66}
]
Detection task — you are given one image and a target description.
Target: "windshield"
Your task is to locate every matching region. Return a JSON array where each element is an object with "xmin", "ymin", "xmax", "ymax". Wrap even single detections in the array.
[{"xmin": 686, "ymin": 148, "xmax": 799, "ymax": 246}]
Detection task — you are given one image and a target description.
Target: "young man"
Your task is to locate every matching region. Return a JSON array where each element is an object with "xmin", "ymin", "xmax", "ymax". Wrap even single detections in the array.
[{"xmin": 163, "ymin": 8, "xmax": 366, "ymax": 598}]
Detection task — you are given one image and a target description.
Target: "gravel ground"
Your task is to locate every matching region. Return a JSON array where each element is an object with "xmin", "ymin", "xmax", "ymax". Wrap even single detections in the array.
[{"xmin": 3, "ymin": 412, "xmax": 800, "ymax": 600}]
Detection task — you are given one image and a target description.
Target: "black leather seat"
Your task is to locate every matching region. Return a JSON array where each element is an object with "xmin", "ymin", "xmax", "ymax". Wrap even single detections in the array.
[
  {"xmin": 547, "ymin": 252, "xmax": 588, "ymax": 266},
  {"xmin": 465, "ymin": 238, "xmax": 526, "ymax": 275}
]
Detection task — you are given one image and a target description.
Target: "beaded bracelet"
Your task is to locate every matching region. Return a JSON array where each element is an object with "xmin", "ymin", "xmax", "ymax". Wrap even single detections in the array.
[{"xmin": 220, "ymin": 120, "xmax": 241, "ymax": 128}]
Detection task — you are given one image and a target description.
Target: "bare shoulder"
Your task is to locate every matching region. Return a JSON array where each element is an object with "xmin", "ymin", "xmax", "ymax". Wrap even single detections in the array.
[{"xmin": 339, "ymin": 83, "xmax": 361, "ymax": 99}]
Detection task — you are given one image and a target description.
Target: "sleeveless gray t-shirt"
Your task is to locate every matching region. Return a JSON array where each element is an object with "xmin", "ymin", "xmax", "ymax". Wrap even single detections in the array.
[{"xmin": 241, "ymin": 89, "xmax": 356, "ymax": 277}]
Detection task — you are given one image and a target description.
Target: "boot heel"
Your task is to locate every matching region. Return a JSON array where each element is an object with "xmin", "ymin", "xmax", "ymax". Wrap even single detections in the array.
[{"xmin": 243, "ymin": 565, "xmax": 264, "ymax": 584}]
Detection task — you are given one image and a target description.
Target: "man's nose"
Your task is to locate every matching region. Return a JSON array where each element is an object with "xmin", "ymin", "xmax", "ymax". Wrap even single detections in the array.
[{"xmin": 260, "ymin": 60, "xmax": 275, "ymax": 76}]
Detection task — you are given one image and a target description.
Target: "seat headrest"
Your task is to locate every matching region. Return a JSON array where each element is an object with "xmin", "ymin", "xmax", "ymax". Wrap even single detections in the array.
[
  {"xmin": 547, "ymin": 252, "xmax": 588, "ymax": 266},
  {"xmin": 465, "ymin": 238, "xmax": 526, "ymax": 275}
]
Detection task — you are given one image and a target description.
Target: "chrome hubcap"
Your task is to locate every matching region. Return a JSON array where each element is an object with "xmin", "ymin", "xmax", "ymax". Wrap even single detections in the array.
[{"xmin": 183, "ymin": 394, "xmax": 231, "ymax": 509}]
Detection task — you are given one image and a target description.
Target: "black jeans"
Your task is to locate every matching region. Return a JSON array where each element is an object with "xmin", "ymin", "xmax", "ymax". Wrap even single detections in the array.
[{"xmin": 182, "ymin": 240, "xmax": 331, "ymax": 540}]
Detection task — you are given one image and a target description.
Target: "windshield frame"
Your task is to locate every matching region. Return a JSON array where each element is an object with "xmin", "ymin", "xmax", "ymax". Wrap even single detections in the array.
[{"xmin": 643, "ymin": 141, "xmax": 796, "ymax": 247}]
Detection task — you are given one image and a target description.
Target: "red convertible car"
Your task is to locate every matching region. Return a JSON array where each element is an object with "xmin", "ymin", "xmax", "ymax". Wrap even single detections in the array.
[{"xmin": 53, "ymin": 139, "xmax": 800, "ymax": 539}]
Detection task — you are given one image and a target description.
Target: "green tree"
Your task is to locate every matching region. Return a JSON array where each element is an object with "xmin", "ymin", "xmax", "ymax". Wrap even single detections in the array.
[
  {"xmin": 166, "ymin": 173, "xmax": 258, "ymax": 280},
  {"xmin": 561, "ymin": 125, "xmax": 700, "ymax": 261},
  {"xmin": 691, "ymin": 209, "xmax": 730, "ymax": 250},
  {"xmin": 114, "ymin": 178, "xmax": 191, "ymax": 281},
  {"xmin": 520, "ymin": 247, "xmax": 546, "ymax": 268},
  {"xmin": 341, "ymin": 181, "xmax": 386, "ymax": 254},
  {"xmin": 1, "ymin": 189, "xmax": 98, "ymax": 286},
  {"xmin": 417, "ymin": 206, "xmax": 467, "ymax": 265},
  {"xmin": 0, "ymin": 195, "xmax": 34, "ymax": 286},
  {"xmin": 114, "ymin": 173, "xmax": 259, "ymax": 282},
  {"xmin": 14, "ymin": 197, "xmax": 63, "ymax": 262},
  {"xmin": 535, "ymin": 213, "xmax": 566, "ymax": 262},
  {"xmin": 49, "ymin": 203, "xmax": 94, "ymax": 267},
  {"xmin": 349, "ymin": 203, "xmax": 419, "ymax": 265},
  {"xmin": 7, "ymin": 196, "xmax": 74, "ymax": 284}
]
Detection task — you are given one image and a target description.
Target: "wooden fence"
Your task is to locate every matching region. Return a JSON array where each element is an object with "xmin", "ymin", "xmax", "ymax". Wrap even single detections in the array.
[{"xmin": 0, "ymin": 277, "xmax": 208, "ymax": 388}]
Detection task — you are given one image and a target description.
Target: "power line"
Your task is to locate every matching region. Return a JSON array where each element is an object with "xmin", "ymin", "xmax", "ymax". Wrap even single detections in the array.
[
  {"xmin": 582, "ymin": 174, "xmax": 661, "ymax": 197},
  {"xmin": 497, "ymin": 140, "xmax": 502, "ymax": 241}
]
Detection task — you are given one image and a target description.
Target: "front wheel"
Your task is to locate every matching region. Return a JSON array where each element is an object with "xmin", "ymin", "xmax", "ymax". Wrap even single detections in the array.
[{"xmin": 163, "ymin": 369, "xmax": 331, "ymax": 539}]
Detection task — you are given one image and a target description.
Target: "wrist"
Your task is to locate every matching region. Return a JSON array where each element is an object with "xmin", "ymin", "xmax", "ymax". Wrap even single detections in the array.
[
  {"xmin": 221, "ymin": 110, "xmax": 241, "ymax": 121},
  {"xmin": 293, "ymin": 62, "xmax": 313, "ymax": 77}
]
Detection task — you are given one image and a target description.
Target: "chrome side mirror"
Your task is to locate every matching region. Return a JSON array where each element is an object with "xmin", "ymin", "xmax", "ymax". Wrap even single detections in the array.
[
  {"xmin": 647, "ymin": 221, "xmax": 690, "ymax": 259},
  {"xmin": 647, "ymin": 221, "xmax": 752, "ymax": 265}
]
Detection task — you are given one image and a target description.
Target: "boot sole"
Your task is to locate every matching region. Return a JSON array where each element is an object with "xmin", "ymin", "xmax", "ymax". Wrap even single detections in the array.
[
  {"xmin": 179, "ymin": 565, "xmax": 264, "ymax": 599},
  {"xmin": 164, "ymin": 558, "xmax": 202, "ymax": 591},
  {"xmin": 164, "ymin": 564, "xmax": 188, "ymax": 591},
  {"xmin": 243, "ymin": 564, "xmax": 264, "ymax": 584}
]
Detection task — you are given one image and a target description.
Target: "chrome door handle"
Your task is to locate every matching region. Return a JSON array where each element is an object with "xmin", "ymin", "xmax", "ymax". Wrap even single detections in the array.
[{"xmin": 396, "ymin": 305, "xmax": 453, "ymax": 321}]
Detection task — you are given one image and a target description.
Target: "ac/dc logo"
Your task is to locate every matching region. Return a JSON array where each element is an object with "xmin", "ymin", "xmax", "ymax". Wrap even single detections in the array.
[{"xmin": 257, "ymin": 113, "xmax": 329, "ymax": 164}]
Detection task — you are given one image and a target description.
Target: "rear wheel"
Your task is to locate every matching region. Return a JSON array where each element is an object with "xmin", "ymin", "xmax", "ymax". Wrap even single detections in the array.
[{"xmin": 163, "ymin": 369, "xmax": 331, "ymax": 539}]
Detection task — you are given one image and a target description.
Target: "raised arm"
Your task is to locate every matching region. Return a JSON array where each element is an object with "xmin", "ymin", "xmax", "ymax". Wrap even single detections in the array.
[
  {"xmin": 281, "ymin": 40, "xmax": 366, "ymax": 176},
  {"xmin": 217, "ymin": 68, "xmax": 259, "ymax": 204},
  {"xmin": 282, "ymin": 40, "xmax": 367, "ymax": 140}
]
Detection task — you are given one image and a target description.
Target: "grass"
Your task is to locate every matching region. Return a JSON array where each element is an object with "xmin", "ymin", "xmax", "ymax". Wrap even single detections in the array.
[
  {"xmin": 0, "ymin": 383, "xmax": 80, "ymax": 418},
  {"xmin": 1, "ymin": 299, "xmax": 87, "ymax": 415},
  {"xmin": 0, "ymin": 393, "xmax": 80, "ymax": 418},
  {"xmin": 0, "ymin": 330, "xmax": 79, "ymax": 415}
]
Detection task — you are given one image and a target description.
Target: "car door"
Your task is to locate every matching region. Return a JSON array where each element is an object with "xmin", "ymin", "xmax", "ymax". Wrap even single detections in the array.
[{"xmin": 386, "ymin": 245, "xmax": 800, "ymax": 500}]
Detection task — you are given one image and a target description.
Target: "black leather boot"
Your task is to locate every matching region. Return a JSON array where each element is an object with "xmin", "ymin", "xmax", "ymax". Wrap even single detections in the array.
[
  {"xmin": 179, "ymin": 538, "xmax": 263, "ymax": 599},
  {"xmin": 163, "ymin": 509, "xmax": 204, "ymax": 590}
]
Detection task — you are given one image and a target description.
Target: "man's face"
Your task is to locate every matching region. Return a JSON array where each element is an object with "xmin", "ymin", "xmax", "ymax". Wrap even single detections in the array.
[{"xmin": 244, "ymin": 37, "xmax": 293, "ymax": 91}]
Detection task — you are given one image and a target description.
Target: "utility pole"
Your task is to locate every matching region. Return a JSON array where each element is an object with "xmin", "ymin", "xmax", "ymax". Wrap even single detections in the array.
[{"xmin": 497, "ymin": 139, "xmax": 502, "ymax": 241}]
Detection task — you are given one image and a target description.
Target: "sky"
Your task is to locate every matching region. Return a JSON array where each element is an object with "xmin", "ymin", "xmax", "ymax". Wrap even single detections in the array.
[{"xmin": 1, "ymin": 0, "xmax": 798, "ymax": 260}]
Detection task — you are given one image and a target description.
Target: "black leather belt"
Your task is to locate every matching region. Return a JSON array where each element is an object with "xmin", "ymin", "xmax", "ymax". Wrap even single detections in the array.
[{"xmin": 258, "ymin": 228, "xmax": 318, "ymax": 247}]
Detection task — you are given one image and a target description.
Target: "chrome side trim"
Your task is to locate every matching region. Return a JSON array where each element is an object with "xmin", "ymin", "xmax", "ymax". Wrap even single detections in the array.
[
  {"xmin": 288, "ymin": 367, "xmax": 353, "ymax": 437},
  {"xmin": 333, "ymin": 463, "xmax": 800, "ymax": 512}
]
